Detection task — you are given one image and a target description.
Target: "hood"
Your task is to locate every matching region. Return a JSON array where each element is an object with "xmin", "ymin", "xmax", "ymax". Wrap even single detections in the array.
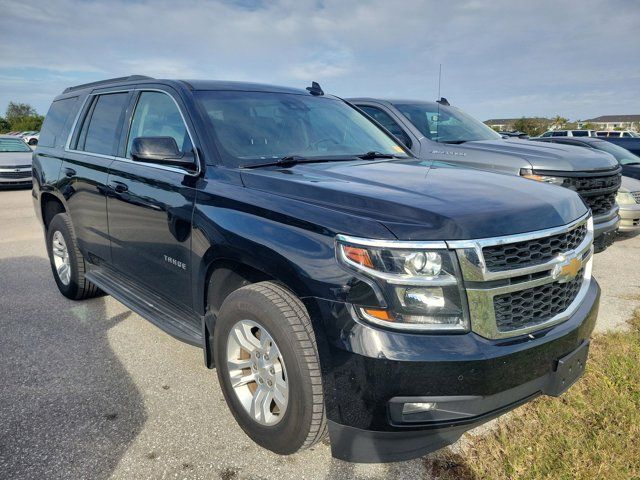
[
  {"xmin": 240, "ymin": 159, "xmax": 588, "ymax": 241},
  {"xmin": 0, "ymin": 151, "xmax": 32, "ymax": 168},
  {"xmin": 457, "ymin": 139, "xmax": 619, "ymax": 172},
  {"xmin": 620, "ymin": 175, "xmax": 640, "ymax": 193}
]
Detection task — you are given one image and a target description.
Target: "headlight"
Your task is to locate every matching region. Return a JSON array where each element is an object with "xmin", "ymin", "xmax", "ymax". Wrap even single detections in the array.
[
  {"xmin": 336, "ymin": 237, "xmax": 469, "ymax": 332},
  {"xmin": 617, "ymin": 191, "xmax": 638, "ymax": 205},
  {"xmin": 519, "ymin": 168, "xmax": 567, "ymax": 186}
]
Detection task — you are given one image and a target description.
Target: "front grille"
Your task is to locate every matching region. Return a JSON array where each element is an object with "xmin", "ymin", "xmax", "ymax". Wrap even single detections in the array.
[
  {"xmin": 493, "ymin": 270, "xmax": 584, "ymax": 332},
  {"xmin": 483, "ymin": 224, "xmax": 587, "ymax": 272},
  {"xmin": 566, "ymin": 173, "xmax": 621, "ymax": 216},
  {"xmin": 583, "ymin": 192, "xmax": 617, "ymax": 215},
  {"xmin": 0, "ymin": 170, "xmax": 31, "ymax": 179},
  {"xmin": 632, "ymin": 191, "xmax": 640, "ymax": 204}
]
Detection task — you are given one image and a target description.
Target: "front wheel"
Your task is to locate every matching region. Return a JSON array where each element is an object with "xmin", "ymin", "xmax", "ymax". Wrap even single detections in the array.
[{"xmin": 213, "ymin": 282, "xmax": 327, "ymax": 455}]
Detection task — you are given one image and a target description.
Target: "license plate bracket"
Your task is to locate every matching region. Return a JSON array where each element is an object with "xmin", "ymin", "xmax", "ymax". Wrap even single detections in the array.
[{"xmin": 546, "ymin": 340, "xmax": 590, "ymax": 397}]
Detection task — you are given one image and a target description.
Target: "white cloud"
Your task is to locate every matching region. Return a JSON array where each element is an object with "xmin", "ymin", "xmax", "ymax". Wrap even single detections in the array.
[{"xmin": 0, "ymin": 0, "xmax": 638, "ymax": 119}]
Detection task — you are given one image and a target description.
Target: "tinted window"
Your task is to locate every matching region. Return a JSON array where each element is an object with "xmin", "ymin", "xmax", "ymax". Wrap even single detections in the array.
[
  {"xmin": 0, "ymin": 138, "xmax": 32, "ymax": 152},
  {"xmin": 393, "ymin": 102, "xmax": 501, "ymax": 143},
  {"xmin": 593, "ymin": 141, "xmax": 640, "ymax": 165},
  {"xmin": 596, "ymin": 132, "xmax": 607, "ymax": 137},
  {"xmin": 541, "ymin": 131, "xmax": 553, "ymax": 137},
  {"xmin": 80, "ymin": 93, "xmax": 129, "ymax": 155},
  {"xmin": 195, "ymin": 91, "xmax": 407, "ymax": 167},
  {"xmin": 358, "ymin": 105, "xmax": 412, "ymax": 148},
  {"xmin": 552, "ymin": 131, "xmax": 567, "ymax": 136},
  {"xmin": 571, "ymin": 130, "xmax": 589, "ymax": 137},
  {"xmin": 39, "ymin": 97, "xmax": 79, "ymax": 148},
  {"xmin": 608, "ymin": 131, "xmax": 621, "ymax": 137},
  {"xmin": 127, "ymin": 91, "xmax": 190, "ymax": 157}
]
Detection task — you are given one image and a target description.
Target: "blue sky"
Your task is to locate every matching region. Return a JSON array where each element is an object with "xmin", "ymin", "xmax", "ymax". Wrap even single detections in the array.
[{"xmin": 1, "ymin": 0, "xmax": 639, "ymax": 121}]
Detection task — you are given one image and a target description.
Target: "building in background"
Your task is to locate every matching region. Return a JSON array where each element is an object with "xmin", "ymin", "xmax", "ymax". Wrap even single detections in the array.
[
  {"xmin": 580, "ymin": 115, "xmax": 640, "ymax": 132},
  {"xmin": 484, "ymin": 117, "xmax": 552, "ymax": 132}
]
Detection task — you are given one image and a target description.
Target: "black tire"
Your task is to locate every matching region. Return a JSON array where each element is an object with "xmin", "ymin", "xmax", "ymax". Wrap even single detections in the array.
[
  {"xmin": 28, "ymin": 138, "xmax": 38, "ymax": 146},
  {"xmin": 46, "ymin": 213, "xmax": 102, "ymax": 300},
  {"xmin": 213, "ymin": 282, "xmax": 327, "ymax": 455}
]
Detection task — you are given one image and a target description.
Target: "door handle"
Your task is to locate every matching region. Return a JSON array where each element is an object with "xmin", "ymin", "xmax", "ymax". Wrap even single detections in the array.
[
  {"xmin": 108, "ymin": 181, "xmax": 129, "ymax": 193},
  {"xmin": 63, "ymin": 167, "xmax": 76, "ymax": 177}
]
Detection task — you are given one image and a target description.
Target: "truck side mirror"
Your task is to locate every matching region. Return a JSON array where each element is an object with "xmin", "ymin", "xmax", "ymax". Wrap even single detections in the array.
[{"xmin": 130, "ymin": 137, "xmax": 195, "ymax": 168}]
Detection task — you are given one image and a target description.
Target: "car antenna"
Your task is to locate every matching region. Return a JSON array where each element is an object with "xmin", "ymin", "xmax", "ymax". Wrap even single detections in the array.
[
  {"xmin": 436, "ymin": 64, "xmax": 442, "ymax": 141},
  {"xmin": 306, "ymin": 81, "xmax": 324, "ymax": 96}
]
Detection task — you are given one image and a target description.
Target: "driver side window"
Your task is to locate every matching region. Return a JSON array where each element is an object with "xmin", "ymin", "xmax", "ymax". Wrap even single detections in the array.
[
  {"xmin": 358, "ymin": 105, "xmax": 413, "ymax": 149},
  {"xmin": 127, "ymin": 91, "xmax": 191, "ymax": 158}
]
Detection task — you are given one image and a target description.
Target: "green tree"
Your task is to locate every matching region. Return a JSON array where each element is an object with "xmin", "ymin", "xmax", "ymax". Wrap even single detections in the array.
[
  {"xmin": 5, "ymin": 102, "xmax": 37, "ymax": 125},
  {"xmin": 551, "ymin": 115, "xmax": 568, "ymax": 130},
  {"xmin": 513, "ymin": 117, "xmax": 549, "ymax": 137},
  {"xmin": 11, "ymin": 115, "xmax": 44, "ymax": 132},
  {"xmin": 0, "ymin": 117, "xmax": 10, "ymax": 133},
  {"xmin": 581, "ymin": 122, "xmax": 596, "ymax": 130}
]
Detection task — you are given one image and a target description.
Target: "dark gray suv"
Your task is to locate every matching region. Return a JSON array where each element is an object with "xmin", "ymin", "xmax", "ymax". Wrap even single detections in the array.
[{"xmin": 348, "ymin": 98, "xmax": 621, "ymax": 252}]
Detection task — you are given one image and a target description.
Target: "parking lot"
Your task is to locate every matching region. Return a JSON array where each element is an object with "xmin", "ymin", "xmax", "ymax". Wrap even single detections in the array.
[{"xmin": 1, "ymin": 187, "xmax": 638, "ymax": 480}]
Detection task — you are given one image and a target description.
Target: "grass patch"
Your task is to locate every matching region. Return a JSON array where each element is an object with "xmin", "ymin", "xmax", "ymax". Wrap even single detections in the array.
[{"xmin": 429, "ymin": 312, "xmax": 640, "ymax": 480}]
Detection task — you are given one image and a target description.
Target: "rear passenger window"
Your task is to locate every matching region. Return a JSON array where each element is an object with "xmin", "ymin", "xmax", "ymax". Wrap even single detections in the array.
[
  {"xmin": 572, "ymin": 130, "xmax": 588, "ymax": 137},
  {"xmin": 39, "ymin": 97, "xmax": 79, "ymax": 148},
  {"xmin": 552, "ymin": 131, "xmax": 567, "ymax": 136},
  {"xmin": 79, "ymin": 93, "xmax": 129, "ymax": 155},
  {"xmin": 126, "ymin": 91, "xmax": 190, "ymax": 157}
]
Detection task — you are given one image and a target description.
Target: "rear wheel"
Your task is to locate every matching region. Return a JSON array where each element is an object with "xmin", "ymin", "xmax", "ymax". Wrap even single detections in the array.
[
  {"xmin": 46, "ymin": 213, "xmax": 102, "ymax": 300},
  {"xmin": 213, "ymin": 282, "xmax": 327, "ymax": 454}
]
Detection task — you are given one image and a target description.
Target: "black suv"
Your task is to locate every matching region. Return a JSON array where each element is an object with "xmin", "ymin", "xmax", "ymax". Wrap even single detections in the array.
[{"xmin": 33, "ymin": 76, "xmax": 600, "ymax": 463}]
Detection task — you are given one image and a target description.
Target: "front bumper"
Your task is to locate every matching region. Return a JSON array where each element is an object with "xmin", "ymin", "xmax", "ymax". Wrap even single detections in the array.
[
  {"xmin": 619, "ymin": 203, "xmax": 640, "ymax": 233},
  {"xmin": 0, "ymin": 166, "xmax": 32, "ymax": 187},
  {"xmin": 309, "ymin": 278, "xmax": 600, "ymax": 463},
  {"xmin": 593, "ymin": 210, "xmax": 619, "ymax": 251}
]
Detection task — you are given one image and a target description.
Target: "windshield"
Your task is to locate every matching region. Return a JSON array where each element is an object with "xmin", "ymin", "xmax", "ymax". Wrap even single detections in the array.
[
  {"xmin": 0, "ymin": 138, "xmax": 31, "ymax": 153},
  {"xmin": 393, "ymin": 102, "xmax": 502, "ymax": 143},
  {"xmin": 195, "ymin": 91, "xmax": 408, "ymax": 167},
  {"xmin": 593, "ymin": 141, "xmax": 640, "ymax": 165}
]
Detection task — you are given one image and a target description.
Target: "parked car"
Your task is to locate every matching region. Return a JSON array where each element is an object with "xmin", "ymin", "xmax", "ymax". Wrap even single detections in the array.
[
  {"xmin": 348, "ymin": 97, "xmax": 621, "ymax": 251},
  {"xmin": 498, "ymin": 130, "xmax": 529, "ymax": 138},
  {"xmin": 22, "ymin": 132, "xmax": 39, "ymax": 145},
  {"xmin": 539, "ymin": 130, "xmax": 597, "ymax": 138},
  {"xmin": 0, "ymin": 135, "xmax": 33, "ymax": 187},
  {"xmin": 597, "ymin": 136, "xmax": 640, "ymax": 157},
  {"xmin": 596, "ymin": 130, "xmax": 639, "ymax": 138},
  {"xmin": 617, "ymin": 176, "xmax": 640, "ymax": 233},
  {"xmin": 532, "ymin": 136, "xmax": 640, "ymax": 180},
  {"xmin": 533, "ymin": 136, "xmax": 640, "ymax": 233},
  {"xmin": 33, "ymin": 76, "xmax": 599, "ymax": 463}
]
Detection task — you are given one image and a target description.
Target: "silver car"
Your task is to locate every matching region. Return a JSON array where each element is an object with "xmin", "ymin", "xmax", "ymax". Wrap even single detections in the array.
[
  {"xmin": 0, "ymin": 135, "xmax": 33, "ymax": 187},
  {"xmin": 618, "ymin": 176, "xmax": 640, "ymax": 233}
]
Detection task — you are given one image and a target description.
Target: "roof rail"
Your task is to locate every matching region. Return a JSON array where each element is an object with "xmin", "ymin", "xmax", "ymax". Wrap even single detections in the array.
[{"xmin": 63, "ymin": 75, "xmax": 154, "ymax": 94}]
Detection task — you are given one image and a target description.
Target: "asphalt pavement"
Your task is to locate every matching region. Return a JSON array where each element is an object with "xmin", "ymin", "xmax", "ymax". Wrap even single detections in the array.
[{"xmin": 1, "ymin": 188, "xmax": 638, "ymax": 480}]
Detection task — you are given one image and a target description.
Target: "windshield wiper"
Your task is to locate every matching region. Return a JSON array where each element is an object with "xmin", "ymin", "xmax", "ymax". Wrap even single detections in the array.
[
  {"xmin": 357, "ymin": 151, "xmax": 397, "ymax": 159},
  {"xmin": 441, "ymin": 140, "xmax": 468, "ymax": 145}
]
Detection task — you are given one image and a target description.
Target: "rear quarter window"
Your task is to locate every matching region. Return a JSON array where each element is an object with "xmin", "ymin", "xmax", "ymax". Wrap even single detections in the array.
[{"xmin": 38, "ymin": 97, "xmax": 80, "ymax": 148}]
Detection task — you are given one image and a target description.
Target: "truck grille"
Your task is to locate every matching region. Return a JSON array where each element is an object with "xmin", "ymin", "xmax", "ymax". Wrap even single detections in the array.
[
  {"xmin": 0, "ymin": 170, "xmax": 31, "ymax": 179},
  {"xmin": 483, "ymin": 224, "xmax": 587, "ymax": 272},
  {"xmin": 567, "ymin": 173, "xmax": 621, "ymax": 217},
  {"xmin": 493, "ymin": 270, "xmax": 584, "ymax": 332},
  {"xmin": 454, "ymin": 214, "xmax": 593, "ymax": 339}
]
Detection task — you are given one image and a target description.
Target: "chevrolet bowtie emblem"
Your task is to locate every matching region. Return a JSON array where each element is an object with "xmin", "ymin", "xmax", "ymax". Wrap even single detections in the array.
[{"xmin": 552, "ymin": 256, "xmax": 583, "ymax": 283}]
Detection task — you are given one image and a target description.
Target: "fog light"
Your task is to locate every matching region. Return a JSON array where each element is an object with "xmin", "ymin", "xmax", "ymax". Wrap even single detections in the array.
[{"xmin": 402, "ymin": 402, "xmax": 437, "ymax": 414}]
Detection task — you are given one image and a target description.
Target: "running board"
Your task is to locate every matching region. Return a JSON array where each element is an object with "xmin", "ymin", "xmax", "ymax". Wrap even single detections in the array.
[{"xmin": 86, "ymin": 265, "xmax": 203, "ymax": 347}]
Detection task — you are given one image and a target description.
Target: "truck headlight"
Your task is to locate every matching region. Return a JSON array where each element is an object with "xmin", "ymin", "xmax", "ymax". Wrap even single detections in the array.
[
  {"xmin": 519, "ymin": 168, "xmax": 566, "ymax": 186},
  {"xmin": 617, "ymin": 191, "xmax": 637, "ymax": 205},
  {"xmin": 336, "ymin": 237, "xmax": 469, "ymax": 332}
]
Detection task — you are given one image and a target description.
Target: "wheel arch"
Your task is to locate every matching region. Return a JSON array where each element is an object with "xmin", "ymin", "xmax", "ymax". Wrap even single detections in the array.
[{"xmin": 40, "ymin": 192, "xmax": 67, "ymax": 230}]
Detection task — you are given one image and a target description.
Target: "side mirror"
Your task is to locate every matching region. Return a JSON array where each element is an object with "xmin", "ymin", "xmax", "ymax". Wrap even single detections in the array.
[{"xmin": 130, "ymin": 137, "xmax": 195, "ymax": 168}]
